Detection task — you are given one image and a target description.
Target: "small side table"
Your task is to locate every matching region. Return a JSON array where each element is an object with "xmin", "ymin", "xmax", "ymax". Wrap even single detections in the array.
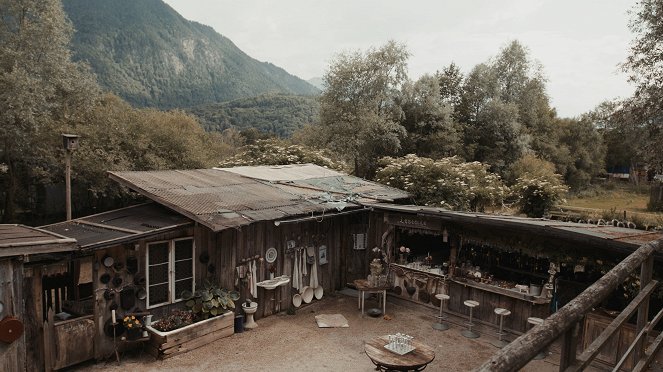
[{"xmin": 354, "ymin": 279, "xmax": 389, "ymax": 317}]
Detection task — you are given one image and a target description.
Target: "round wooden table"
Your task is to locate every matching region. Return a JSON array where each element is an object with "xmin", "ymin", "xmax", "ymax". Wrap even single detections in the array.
[{"xmin": 364, "ymin": 335, "xmax": 435, "ymax": 371}]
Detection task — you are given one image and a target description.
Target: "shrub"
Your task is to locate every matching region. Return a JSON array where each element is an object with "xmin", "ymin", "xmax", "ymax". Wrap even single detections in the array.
[
  {"xmin": 512, "ymin": 174, "xmax": 568, "ymax": 217},
  {"xmin": 375, "ymin": 154, "xmax": 509, "ymax": 211}
]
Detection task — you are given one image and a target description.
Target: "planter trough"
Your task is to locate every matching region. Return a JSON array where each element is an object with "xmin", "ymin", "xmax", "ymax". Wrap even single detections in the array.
[{"xmin": 146, "ymin": 311, "xmax": 234, "ymax": 359}]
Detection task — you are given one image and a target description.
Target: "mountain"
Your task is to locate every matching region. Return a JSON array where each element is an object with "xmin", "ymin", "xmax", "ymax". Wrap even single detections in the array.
[
  {"xmin": 62, "ymin": 0, "xmax": 319, "ymax": 109},
  {"xmin": 188, "ymin": 94, "xmax": 319, "ymax": 138},
  {"xmin": 307, "ymin": 77, "xmax": 325, "ymax": 91}
]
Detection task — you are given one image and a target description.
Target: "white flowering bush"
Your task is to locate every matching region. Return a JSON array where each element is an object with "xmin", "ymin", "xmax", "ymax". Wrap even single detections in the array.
[
  {"xmin": 512, "ymin": 174, "xmax": 568, "ymax": 217},
  {"xmin": 219, "ymin": 139, "xmax": 347, "ymax": 171},
  {"xmin": 375, "ymin": 154, "xmax": 509, "ymax": 211}
]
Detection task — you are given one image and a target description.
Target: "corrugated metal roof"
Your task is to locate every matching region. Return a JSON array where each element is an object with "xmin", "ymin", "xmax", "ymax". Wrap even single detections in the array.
[
  {"xmin": 366, "ymin": 203, "xmax": 663, "ymax": 249},
  {"xmin": 215, "ymin": 164, "xmax": 344, "ymax": 181},
  {"xmin": 41, "ymin": 203, "xmax": 191, "ymax": 250},
  {"xmin": 108, "ymin": 165, "xmax": 408, "ymax": 232},
  {"xmin": 0, "ymin": 224, "xmax": 76, "ymax": 257}
]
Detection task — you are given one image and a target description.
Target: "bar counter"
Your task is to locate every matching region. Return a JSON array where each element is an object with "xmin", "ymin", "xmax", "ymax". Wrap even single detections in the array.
[{"xmin": 390, "ymin": 263, "xmax": 551, "ymax": 333}]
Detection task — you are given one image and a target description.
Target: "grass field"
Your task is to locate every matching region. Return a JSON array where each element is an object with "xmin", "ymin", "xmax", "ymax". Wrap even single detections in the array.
[{"xmin": 561, "ymin": 182, "xmax": 663, "ymax": 228}]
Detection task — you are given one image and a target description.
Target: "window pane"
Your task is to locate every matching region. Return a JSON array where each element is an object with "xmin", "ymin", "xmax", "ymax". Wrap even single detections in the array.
[
  {"xmin": 175, "ymin": 278, "xmax": 193, "ymax": 300},
  {"xmin": 148, "ymin": 242, "xmax": 169, "ymax": 264},
  {"xmin": 149, "ymin": 263, "xmax": 168, "ymax": 284},
  {"xmin": 149, "ymin": 283, "xmax": 168, "ymax": 306},
  {"xmin": 175, "ymin": 239, "xmax": 193, "ymax": 260},
  {"xmin": 175, "ymin": 259, "xmax": 192, "ymax": 280}
]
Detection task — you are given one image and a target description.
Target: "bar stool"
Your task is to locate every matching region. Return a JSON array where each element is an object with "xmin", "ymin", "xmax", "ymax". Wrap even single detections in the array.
[
  {"xmin": 461, "ymin": 300, "xmax": 480, "ymax": 338},
  {"xmin": 527, "ymin": 317, "xmax": 546, "ymax": 359},
  {"xmin": 432, "ymin": 294, "xmax": 450, "ymax": 331},
  {"xmin": 492, "ymin": 308, "xmax": 511, "ymax": 348}
]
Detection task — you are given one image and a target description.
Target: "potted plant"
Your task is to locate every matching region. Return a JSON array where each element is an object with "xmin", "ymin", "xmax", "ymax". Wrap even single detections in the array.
[
  {"xmin": 122, "ymin": 315, "xmax": 143, "ymax": 340},
  {"xmin": 181, "ymin": 279, "xmax": 240, "ymax": 320}
]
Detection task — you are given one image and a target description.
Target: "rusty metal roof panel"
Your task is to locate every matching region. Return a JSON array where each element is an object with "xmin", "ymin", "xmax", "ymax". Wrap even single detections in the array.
[
  {"xmin": 216, "ymin": 164, "xmax": 344, "ymax": 181},
  {"xmin": 108, "ymin": 166, "xmax": 402, "ymax": 231},
  {"xmin": 41, "ymin": 203, "xmax": 192, "ymax": 249},
  {"xmin": 367, "ymin": 203, "xmax": 663, "ymax": 249},
  {"xmin": 0, "ymin": 225, "xmax": 76, "ymax": 256}
]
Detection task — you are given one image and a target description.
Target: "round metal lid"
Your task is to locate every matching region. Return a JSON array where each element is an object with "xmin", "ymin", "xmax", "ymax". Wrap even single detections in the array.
[{"xmin": 265, "ymin": 247, "xmax": 277, "ymax": 263}]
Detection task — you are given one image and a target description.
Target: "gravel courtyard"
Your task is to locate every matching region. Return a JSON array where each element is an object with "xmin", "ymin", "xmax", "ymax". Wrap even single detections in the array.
[{"xmin": 74, "ymin": 292, "xmax": 562, "ymax": 372}]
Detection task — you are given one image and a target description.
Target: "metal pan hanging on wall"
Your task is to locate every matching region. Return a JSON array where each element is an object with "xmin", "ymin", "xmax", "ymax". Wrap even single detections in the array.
[
  {"xmin": 112, "ymin": 274, "xmax": 123, "ymax": 288},
  {"xmin": 103, "ymin": 289, "xmax": 115, "ymax": 301},
  {"xmin": 0, "ymin": 316, "xmax": 24, "ymax": 344},
  {"xmin": 99, "ymin": 273, "xmax": 111, "ymax": 285},
  {"xmin": 133, "ymin": 273, "xmax": 146, "ymax": 286},
  {"xmin": 126, "ymin": 256, "xmax": 138, "ymax": 274},
  {"xmin": 135, "ymin": 288, "xmax": 147, "ymax": 300},
  {"xmin": 265, "ymin": 248, "xmax": 277, "ymax": 263},
  {"xmin": 102, "ymin": 255, "xmax": 114, "ymax": 268},
  {"xmin": 120, "ymin": 288, "xmax": 136, "ymax": 310}
]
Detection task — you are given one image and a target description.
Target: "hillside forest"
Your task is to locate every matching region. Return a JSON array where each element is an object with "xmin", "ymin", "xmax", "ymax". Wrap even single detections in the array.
[{"xmin": 1, "ymin": 0, "xmax": 662, "ymax": 225}]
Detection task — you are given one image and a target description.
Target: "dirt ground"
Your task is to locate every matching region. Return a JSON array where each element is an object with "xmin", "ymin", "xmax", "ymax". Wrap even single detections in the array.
[{"xmin": 73, "ymin": 292, "xmax": 563, "ymax": 372}]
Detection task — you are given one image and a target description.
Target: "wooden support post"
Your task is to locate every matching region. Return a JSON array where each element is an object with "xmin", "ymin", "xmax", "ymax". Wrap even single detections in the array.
[
  {"xmin": 635, "ymin": 255, "xmax": 654, "ymax": 362},
  {"xmin": 559, "ymin": 321, "xmax": 579, "ymax": 371}
]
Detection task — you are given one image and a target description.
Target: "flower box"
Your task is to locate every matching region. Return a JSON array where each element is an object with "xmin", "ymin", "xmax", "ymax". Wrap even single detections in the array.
[{"xmin": 146, "ymin": 311, "xmax": 234, "ymax": 359}]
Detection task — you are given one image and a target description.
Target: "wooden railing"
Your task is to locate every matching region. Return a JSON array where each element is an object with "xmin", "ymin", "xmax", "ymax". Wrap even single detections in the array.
[{"xmin": 477, "ymin": 239, "xmax": 663, "ymax": 372}]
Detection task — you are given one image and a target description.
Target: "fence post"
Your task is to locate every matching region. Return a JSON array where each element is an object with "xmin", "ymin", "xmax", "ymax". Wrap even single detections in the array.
[
  {"xmin": 558, "ymin": 321, "xmax": 580, "ymax": 371},
  {"xmin": 635, "ymin": 255, "xmax": 654, "ymax": 362}
]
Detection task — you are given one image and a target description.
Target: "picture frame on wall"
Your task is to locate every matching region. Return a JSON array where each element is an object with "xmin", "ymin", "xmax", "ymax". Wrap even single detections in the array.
[{"xmin": 319, "ymin": 245, "xmax": 328, "ymax": 265}]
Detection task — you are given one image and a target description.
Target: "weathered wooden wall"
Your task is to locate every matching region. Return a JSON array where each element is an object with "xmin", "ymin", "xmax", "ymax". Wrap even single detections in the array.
[
  {"xmin": 0, "ymin": 258, "xmax": 25, "ymax": 372},
  {"xmin": 93, "ymin": 227, "xmax": 193, "ymax": 360}
]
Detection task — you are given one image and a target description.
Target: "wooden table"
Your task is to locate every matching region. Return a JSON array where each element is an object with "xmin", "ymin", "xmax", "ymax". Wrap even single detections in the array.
[
  {"xmin": 354, "ymin": 279, "xmax": 389, "ymax": 316},
  {"xmin": 364, "ymin": 335, "xmax": 435, "ymax": 371}
]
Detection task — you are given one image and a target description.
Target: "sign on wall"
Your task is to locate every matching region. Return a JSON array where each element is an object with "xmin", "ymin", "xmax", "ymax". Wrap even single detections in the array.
[{"xmin": 385, "ymin": 213, "xmax": 443, "ymax": 231}]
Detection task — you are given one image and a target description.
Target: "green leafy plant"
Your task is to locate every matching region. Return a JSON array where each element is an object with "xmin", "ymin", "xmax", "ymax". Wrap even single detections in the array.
[{"xmin": 181, "ymin": 280, "xmax": 240, "ymax": 319}]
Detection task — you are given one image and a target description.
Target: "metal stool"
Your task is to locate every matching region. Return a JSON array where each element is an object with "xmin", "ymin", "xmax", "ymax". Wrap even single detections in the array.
[
  {"xmin": 527, "ymin": 317, "xmax": 546, "ymax": 359},
  {"xmin": 432, "ymin": 294, "xmax": 450, "ymax": 331},
  {"xmin": 492, "ymin": 308, "xmax": 511, "ymax": 348},
  {"xmin": 461, "ymin": 300, "xmax": 480, "ymax": 338}
]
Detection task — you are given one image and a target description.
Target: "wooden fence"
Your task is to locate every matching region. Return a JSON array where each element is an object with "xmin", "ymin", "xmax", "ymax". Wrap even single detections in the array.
[{"xmin": 477, "ymin": 239, "xmax": 663, "ymax": 372}]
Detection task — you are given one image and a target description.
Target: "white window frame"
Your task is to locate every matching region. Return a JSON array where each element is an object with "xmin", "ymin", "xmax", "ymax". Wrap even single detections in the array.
[{"xmin": 146, "ymin": 237, "xmax": 195, "ymax": 309}]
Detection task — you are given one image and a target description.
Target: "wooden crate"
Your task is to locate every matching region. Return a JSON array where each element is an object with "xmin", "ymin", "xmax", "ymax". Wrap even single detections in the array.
[{"xmin": 147, "ymin": 312, "xmax": 234, "ymax": 359}]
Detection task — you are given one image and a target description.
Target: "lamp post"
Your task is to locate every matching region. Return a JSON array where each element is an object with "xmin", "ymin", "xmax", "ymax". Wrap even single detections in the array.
[{"xmin": 62, "ymin": 134, "xmax": 79, "ymax": 221}]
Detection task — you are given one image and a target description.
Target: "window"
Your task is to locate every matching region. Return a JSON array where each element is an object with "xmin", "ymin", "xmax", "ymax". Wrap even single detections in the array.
[{"xmin": 146, "ymin": 238, "xmax": 195, "ymax": 308}]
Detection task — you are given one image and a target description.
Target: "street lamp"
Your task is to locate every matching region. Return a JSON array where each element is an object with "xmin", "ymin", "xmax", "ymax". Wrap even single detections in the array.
[{"xmin": 62, "ymin": 134, "xmax": 79, "ymax": 221}]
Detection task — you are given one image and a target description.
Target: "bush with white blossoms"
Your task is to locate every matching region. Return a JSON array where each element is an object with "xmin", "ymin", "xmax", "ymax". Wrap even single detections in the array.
[
  {"xmin": 219, "ymin": 139, "xmax": 347, "ymax": 171},
  {"xmin": 375, "ymin": 154, "xmax": 509, "ymax": 211},
  {"xmin": 512, "ymin": 173, "xmax": 568, "ymax": 217}
]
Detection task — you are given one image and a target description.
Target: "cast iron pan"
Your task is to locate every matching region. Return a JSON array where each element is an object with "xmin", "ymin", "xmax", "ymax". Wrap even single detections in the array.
[
  {"xmin": 104, "ymin": 319, "xmax": 125, "ymax": 338},
  {"xmin": 99, "ymin": 273, "xmax": 111, "ymax": 285},
  {"xmin": 199, "ymin": 252, "xmax": 210, "ymax": 264},
  {"xmin": 133, "ymin": 273, "xmax": 146, "ymax": 286},
  {"xmin": 103, "ymin": 289, "xmax": 114, "ymax": 301},
  {"xmin": 393, "ymin": 286, "xmax": 402, "ymax": 296},
  {"xmin": 418, "ymin": 291, "xmax": 430, "ymax": 303},
  {"xmin": 126, "ymin": 256, "xmax": 138, "ymax": 274},
  {"xmin": 120, "ymin": 288, "xmax": 136, "ymax": 310},
  {"xmin": 112, "ymin": 274, "xmax": 123, "ymax": 288}
]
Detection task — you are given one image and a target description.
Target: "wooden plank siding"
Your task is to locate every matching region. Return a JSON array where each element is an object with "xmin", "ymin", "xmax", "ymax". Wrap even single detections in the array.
[{"xmin": 0, "ymin": 259, "xmax": 25, "ymax": 372}]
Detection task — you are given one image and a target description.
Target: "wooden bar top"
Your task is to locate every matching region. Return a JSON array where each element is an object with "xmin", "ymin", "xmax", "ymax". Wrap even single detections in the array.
[
  {"xmin": 364, "ymin": 335, "xmax": 435, "ymax": 371},
  {"xmin": 450, "ymin": 278, "xmax": 550, "ymax": 304}
]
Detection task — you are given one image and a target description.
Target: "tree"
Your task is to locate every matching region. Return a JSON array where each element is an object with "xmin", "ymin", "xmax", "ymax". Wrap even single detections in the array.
[
  {"xmin": 317, "ymin": 41, "xmax": 409, "ymax": 178},
  {"xmin": 436, "ymin": 62, "xmax": 464, "ymax": 113},
  {"xmin": 397, "ymin": 75, "xmax": 461, "ymax": 158},
  {"xmin": 621, "ymin": 0, "xmax": 663, "ymax": 173},
  {"xmin": 0, "ymin": 0, "xmax": 100, "ymax": 222}
]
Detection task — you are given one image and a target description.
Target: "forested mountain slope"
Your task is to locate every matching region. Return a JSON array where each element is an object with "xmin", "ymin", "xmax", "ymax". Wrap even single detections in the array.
[{"xmin": 63, "ymin": 0, "xmax": 319, "ymax": 109}]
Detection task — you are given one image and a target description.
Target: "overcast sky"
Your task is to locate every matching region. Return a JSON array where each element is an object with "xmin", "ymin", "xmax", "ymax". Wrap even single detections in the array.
[{"xmin": 163, "ymin": 0, "xmax": 635, "ymax": 118}]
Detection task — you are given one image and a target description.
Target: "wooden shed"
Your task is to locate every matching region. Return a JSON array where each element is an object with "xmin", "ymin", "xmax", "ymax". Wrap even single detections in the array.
[
  {"xmin": 0, "ymin": 225, "xmax": 76, "ymax": 372},
  {"xmin": 105, "ymin": 164, "xmax": 409, "ymax": 322}
]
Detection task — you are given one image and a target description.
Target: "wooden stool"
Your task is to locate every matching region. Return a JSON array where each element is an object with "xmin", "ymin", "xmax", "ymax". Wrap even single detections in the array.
[
  {"xmin": 527, "ymin": 317, "xmax": 546, "ymax": 359},
  {"xmin": 492, "ymin": 308, "xmax": 511, "ymax": 348},
  {"xmin": 461, "ymin": 300, "xmax": 480, "ymax": 338},
  {"xmin": 432, "ymin": 294, "xmax": 450, "ymax": 331}
]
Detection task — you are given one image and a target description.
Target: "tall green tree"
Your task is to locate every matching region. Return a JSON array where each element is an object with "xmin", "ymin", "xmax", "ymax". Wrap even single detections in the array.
[
  {"xmin": 397, "ymin": 75, "xmax": 461, "ymax": 158},
  {"xmin": 622, "ymin": 0, "xmax": 663, "ymax": 172},
  {"xmin": 0, "ymin": 0, "xmax": 99, "ymax": 222},
  {"xmin": 317, "ymin": 41, "xmax": 409, "ymax": 178}
]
